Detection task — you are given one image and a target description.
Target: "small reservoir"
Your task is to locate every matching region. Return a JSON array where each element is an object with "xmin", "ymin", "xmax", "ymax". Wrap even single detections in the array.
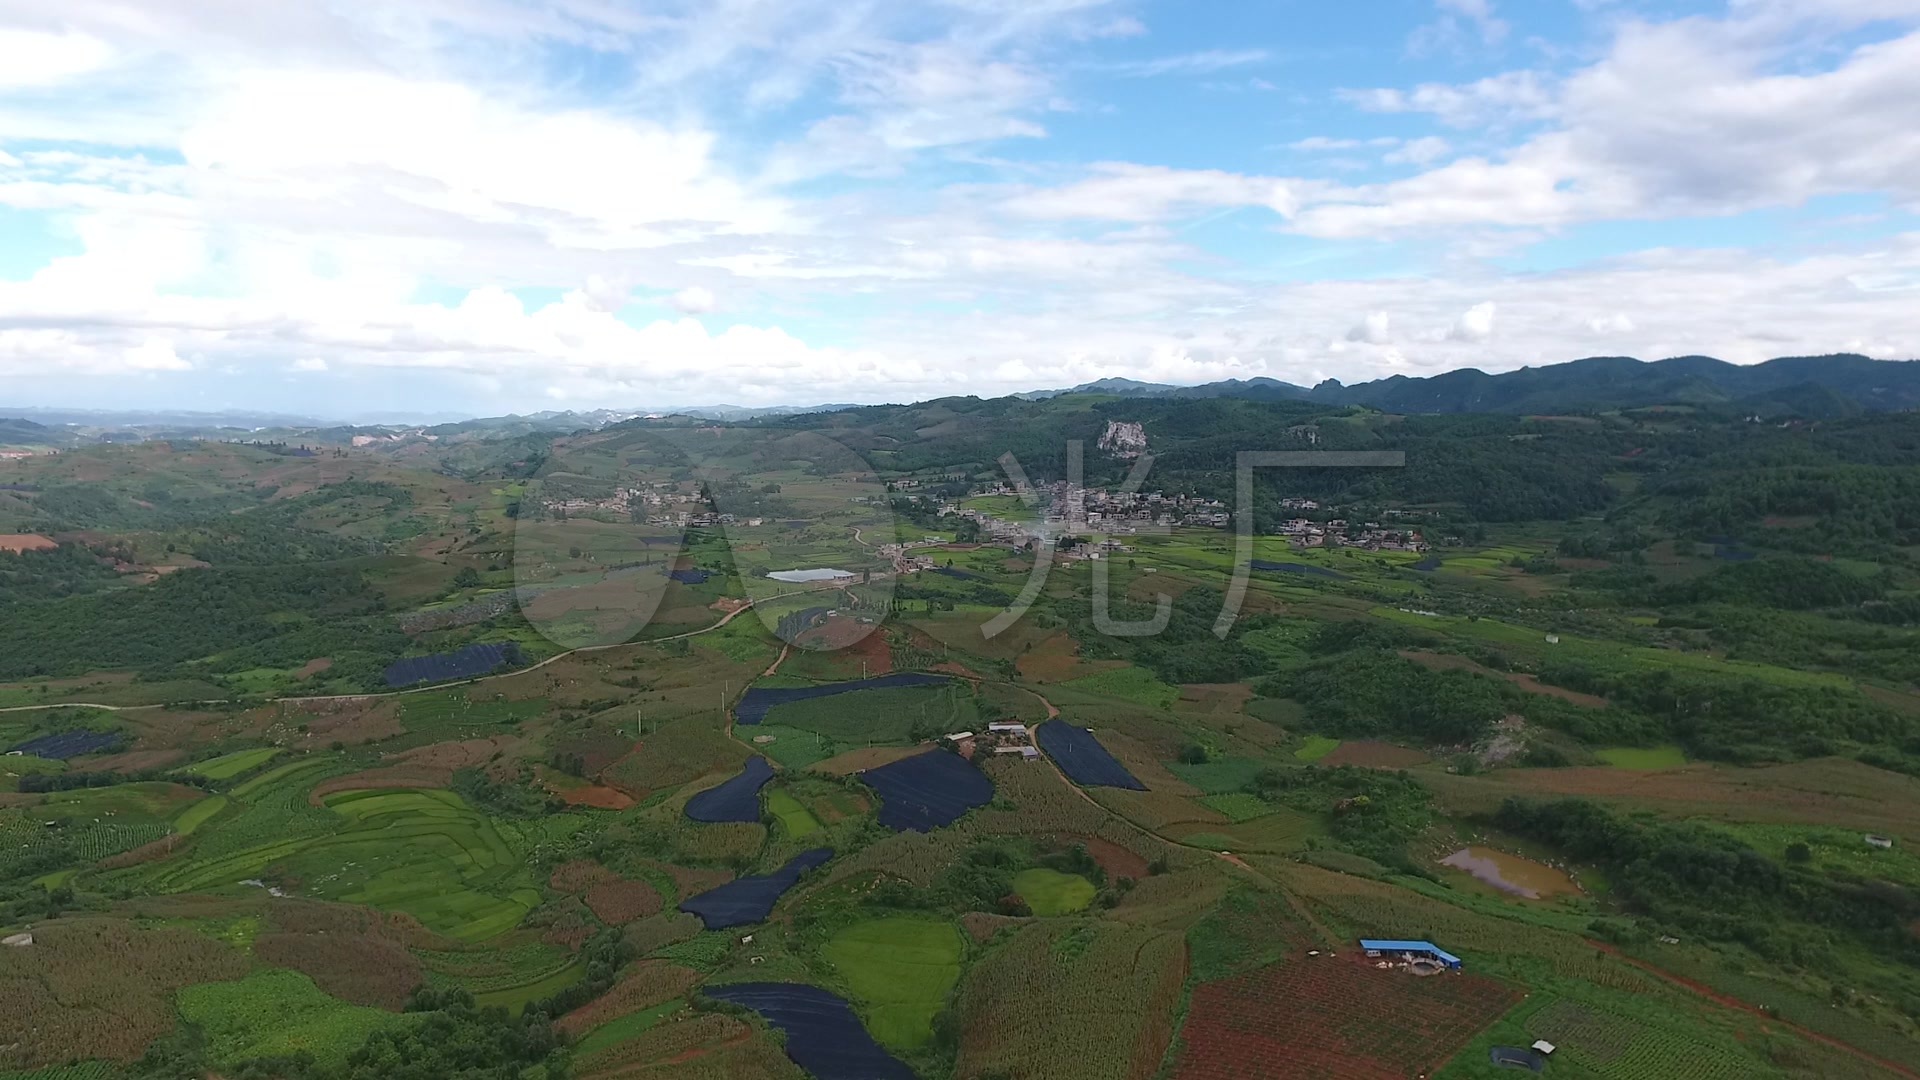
[{"xmin": 1440, "ymin": 846, "xmax": 1578, "ymax": 900}]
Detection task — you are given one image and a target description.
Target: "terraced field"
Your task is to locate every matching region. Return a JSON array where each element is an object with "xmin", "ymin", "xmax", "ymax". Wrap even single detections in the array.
[{"xmin": 143, "ymin": 788, "xmax": 574, "ymax": 941}]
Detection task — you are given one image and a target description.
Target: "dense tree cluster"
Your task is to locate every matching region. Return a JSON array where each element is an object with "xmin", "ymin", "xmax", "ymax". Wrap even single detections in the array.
[{"xmin": 1497, "ymin": 798, "xmax": 1920, "ymax": 991}]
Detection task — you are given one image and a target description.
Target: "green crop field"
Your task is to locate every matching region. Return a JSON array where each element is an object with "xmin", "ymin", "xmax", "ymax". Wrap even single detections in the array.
[
  {"xmin": 1594, "ymin": 745, "xmax": 1689, "ymax": 769},
  {"xmin": 820, "ymin": 917, "xmax": 965, "ymax": 1049},
  {"xmin": 1012, "ymin": 868, "xmax": 1095, "ymax": 916},
  {"xmin": 1293, "ymin": 735, "xmax": 1340, "ymax": 762},
  {"xmin": 228, "ymin": 756, "xmax": 336, "ymax": 799},
  {"xmin": 766, "ymin": 787, "xmax": 822, "ymax": 838},
  {"xmin": 749, "ymin": 723, "xmax": 838, "ymax": 768},
  {"xmin": 1057, "ymin": 665, "xmax": 1179, "ymax": 710},
  {"xmin": 171, "ymin": 794, "xmax": 229, "ymax": 835},
  {"xmin": 1199, "ymin": 793, "xmax": 1276, "ymax": 823},
  {"xmin": 474, "ymin": 958, "xmax": 586, "ymax": 1013},
  {"xmin": 177, "ymin": 969, "xmax": 404, "ymax": 1069},
  {"xmin": 176, "ymin": 746, "xmax": 282, "ymax": 780},
  {"xmin": 569, "ymin": 1001, "xmax": 686, "ymax": 1060},
  {"xmin": 1169, "ymin": 756, "xmax": 1269, "ymax": 795}
]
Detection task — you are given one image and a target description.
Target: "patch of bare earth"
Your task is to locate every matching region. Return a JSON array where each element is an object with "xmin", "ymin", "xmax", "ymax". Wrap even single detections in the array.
[
  {"xmin": 79, "ymin": 748, "xmax": 186, "ymax": 773},
  {"xmin": 640, "ymin": 860, "xmax": 735, "ymax": 899},
  {"xmin": 0, "ymin": 533, "xmax": 56, "ymax": 553},
  {"xmin": 395, "ymin": 735, "xmax": 524, "ymax": 769},
  {"xmin": 1177, "ymin": 683, "xmax": 1255, "ymax": 715},
  {"xmin": 277, "ymin": 698, "xmax": 405, "ymax": 746},
  {"xmin": 558, "ymin": 961, "xmax": 702, "ymax": 1038},
  {"xmin": 554, "ymin": 783, "xmax": 635, "ymax": 810},
  {"xmin": 551, "ymin": 860, "xmax": 620, "ymax": 893},
  {"xmin": 309, "ymin": 765, "xmax": 451, "ymax": 804},
  {"xmin": 583, "ymin": 880, "xmax": 665, "ymax": 925},
  {"xmin": 960, "ymin": 912, "xmax": 1028, "ymax": 943},
  {"xmin": 811, "ymin": 745, "xmax": 934, "ymax": 775}
]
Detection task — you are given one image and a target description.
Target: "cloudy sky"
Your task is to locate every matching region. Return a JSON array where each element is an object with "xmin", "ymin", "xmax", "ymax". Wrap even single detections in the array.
[{"xmin": 2, "ymin": 0, "xmax": 1918, "ymax": 417}]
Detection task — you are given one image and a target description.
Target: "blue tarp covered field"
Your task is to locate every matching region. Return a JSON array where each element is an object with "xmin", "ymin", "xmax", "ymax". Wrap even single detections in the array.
[
  {"xmin": 703, "ymin": 983, "xmax": 915, "ymax": 1080},
  {"xmin": 860, "ymin": 750, "xmax": 993, "ymax": 832},
  {"xmin": 684, "ymin": 756, "xmax": 774, "ymax": 823},
  {"xmin": 383, "ymin": 641, "xmax": 524, "ymax": 688},
  {"xmin": 734, "ymin": 673, "xmax": 950, "ymax": 725},
  {"xmin": 1037, "ymin": 721, "xmax": 1146, "ymax": 790},
  {"xmin": 679, "ymin": 848, "xmax": 833, "ymax": 929}
]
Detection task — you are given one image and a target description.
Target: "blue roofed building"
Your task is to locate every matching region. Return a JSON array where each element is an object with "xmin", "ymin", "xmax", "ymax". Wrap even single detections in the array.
[{"xmin": 1359, "ymin": 939, "xmax": 1463, "ymax": 971}]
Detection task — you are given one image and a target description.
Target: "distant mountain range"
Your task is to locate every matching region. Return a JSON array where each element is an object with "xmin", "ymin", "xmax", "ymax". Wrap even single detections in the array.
[
  {"xmin": 1023, "ymin": 354, "xmax": 1920, "ymax": 416},
  {"xmin": 5, "ymin": 354, "xmax": 1915, "ymax": 450}
]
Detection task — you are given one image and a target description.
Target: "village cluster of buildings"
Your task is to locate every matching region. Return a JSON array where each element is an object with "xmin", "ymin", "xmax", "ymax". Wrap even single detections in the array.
[
  {"xmin": 539, "ymin": 484, "xmax": 776, "ymax": 531},
  {"xmin": 910, "ymin": 480, "xmax": 1427, "ymax": 556},
  {"xmin": 1278, "ymin": 517, "xmax": 1430, "ymax": 552},
  {"xmin": 944, "ymin": 721, "xmax": 1041, "ymax": 760}
]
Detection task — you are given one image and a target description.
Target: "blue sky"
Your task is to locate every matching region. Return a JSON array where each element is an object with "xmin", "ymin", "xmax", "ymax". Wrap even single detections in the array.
[{"xmin": 0, "ymin": 0, "xmax": 1917, "ymax": 418}]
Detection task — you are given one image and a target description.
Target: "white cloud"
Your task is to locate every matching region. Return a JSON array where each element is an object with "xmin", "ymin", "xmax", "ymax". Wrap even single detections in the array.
[
  {"xmin": 178, "ymin": 70, "xmax": 790, "ymax": 247},
  {"xmin": 289, "ymin": 357, "xmax": 329, "ymax": 372},
  {"xmin": 582, "ymin": 275, "xmax": 630, "ymax": 313},
  {"xmin": 1408, "ymin": 0, "xmax": 1512, "ymax": 55},
  {"xmin": 1439, "ymin": 0, "xmax": 1509, "ymax": 44},
  {"xmin": 1346, "ymin": 311, "xmax": 1393, "ymax": 344},
  {"xmin": 670, "ymin": 286, "xmax": 717, "ymax": 314},
  {"xmin": 1003, "ymin": 163, "xmax": 1311, "ymax": 221},
  {"xmin": 1384, "ymin": 136, "xmax": 1452, "ymax": 166},
  {"xmin": 1298, "ymin": 16, "xmax": 1920, "ymax": 237},
  {"xmin": 1450, "ymin": 301, "xmax": 1497, "ymax": 341},
  {"xmin": 124, "ymin": 338, "xmax": 189, "ymax": 371},
  {"xmin": 1104, "ymin": 49, "xmax": 1269, "ymax": 78},
  {"xmin": 0, "ymin": 28, "xmax": 113, "ymax": 88},
  {"xmin": 1342, "ymin": 70, "xmax": 1554, "ymax": 127},
  {"xmin": 1, "ymin": 0, "xmax": 1918, "ymax": 412}
]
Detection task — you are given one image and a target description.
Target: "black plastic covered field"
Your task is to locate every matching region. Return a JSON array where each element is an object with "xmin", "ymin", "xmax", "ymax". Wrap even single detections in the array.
[
  {"xmin": 8, "ymin": 730, "xmax": 120, "ymax": 760},
  {"xmin": 703, "ymin": 983, "xmax": 915, "ymax": 1080},
  {"xmin": 668, "ymin": 568, "xmax": 711, "ymax": 584},
  {"xmin": 383, "ymin": 641, "xmax": 524, "ymax": 688},
  {"xmin": 733, "ymin": 672, "xmax": 950, "ymax": 725},
  {"xmin": 679, "ymin": 848, "xmax": 833, "ymax": 929},
  {"xmin": 684, "ymin": 756, "xmax": 774, "ymax": 823},
  {"xmin": 860, "ymin": 750, "xmax": 994, "ymax": 832},
  {"xmin": 1036, "ymin": 721, "xmax": 1146, "ymax": 790}
]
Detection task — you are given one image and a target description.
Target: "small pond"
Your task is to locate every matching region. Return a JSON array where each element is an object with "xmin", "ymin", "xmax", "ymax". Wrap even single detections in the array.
[
  {"xmin": 1440, "ymin": 846, "xmax": 1578, "ymax": 900},
  {"xmin": 767, "ymin": 568, "xmax": 855, "ymax": 582}
]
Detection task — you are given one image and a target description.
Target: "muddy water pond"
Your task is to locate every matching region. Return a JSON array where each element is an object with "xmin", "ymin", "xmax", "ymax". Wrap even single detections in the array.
[{"xmin": 1440, "ymin": 846, "xmax": 1579, "ymax": 900}]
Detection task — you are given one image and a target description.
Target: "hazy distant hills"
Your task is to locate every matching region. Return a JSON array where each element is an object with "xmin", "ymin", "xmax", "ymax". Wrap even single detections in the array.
[{"xmin": 1031, "ymin": 354, "xmax": 1920, "ymax": 416}]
